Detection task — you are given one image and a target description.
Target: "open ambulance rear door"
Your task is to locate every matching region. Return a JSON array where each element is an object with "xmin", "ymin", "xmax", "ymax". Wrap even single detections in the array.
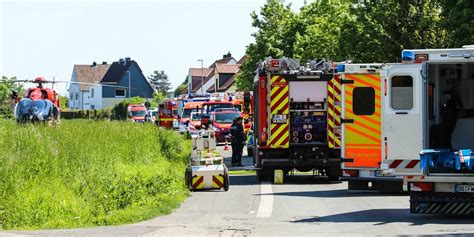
[
  {"xmin": 341, "ymin": 69, "xmax": 382, "ymax": 171},
  {"xmin": 381, "ymin": 64, "xmax": 424, "ymax": 176}
]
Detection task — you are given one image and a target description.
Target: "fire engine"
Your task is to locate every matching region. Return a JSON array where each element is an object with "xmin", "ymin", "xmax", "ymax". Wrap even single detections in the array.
[
  {"xmin": 157, "ymin": 99, "xmax": 177, "ymax": 128},
  {"xmin": 253, "ymin": 57, "xmax": 341, "ymax": 181}
]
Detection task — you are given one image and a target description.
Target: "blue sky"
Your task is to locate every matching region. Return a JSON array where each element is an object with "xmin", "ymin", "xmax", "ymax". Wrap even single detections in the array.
[{"xmin": 0, "ymin": 0, "xmax": 304, "ymax": 95}]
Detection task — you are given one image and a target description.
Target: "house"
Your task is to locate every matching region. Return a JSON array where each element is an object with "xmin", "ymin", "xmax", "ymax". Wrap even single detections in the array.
[
  {"xmin": 187, "ymin": 67, "xmax": 213, "ymax": 95},
  {"xmin": 187, "ymin": 52, "xmax": 245, "ymax": 95},
  {"xmin": 206, "ymin": 63, "xmax": 241, "ymax": 93},
  {"xmin": 69, "ymin": 57, "xmax": 154, "ymax": 110}
]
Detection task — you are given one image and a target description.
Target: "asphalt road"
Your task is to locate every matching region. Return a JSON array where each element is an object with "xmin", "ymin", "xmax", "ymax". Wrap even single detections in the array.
[{"xmin": 3, "ymin": 146, "xmax": 474, "ymax": 237}]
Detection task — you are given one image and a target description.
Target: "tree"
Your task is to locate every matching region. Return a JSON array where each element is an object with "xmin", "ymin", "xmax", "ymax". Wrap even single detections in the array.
[
  {"xmin": 439, "ymin": 0, "xmax": 474, "ymax": 47},
  {"xmin": 173, "ymin": 75, "xmax": 189, "ymax": 97},
  {"xmin": 153, "ymin": 91, "xmax": 164, "ymax": 105},
  {"xmin": 174, "ymin": 84, "xmax": 187, "ymax": 97},
  {"xmin": 236, "ymin": 0, "xmax": 299, "ymax": 91},
  {"xmin": 294, "ymin": 0, "xmax": 351, "ymax": 61},
  {"xmin": 148, "ymin": 70, "xmax": 171, "ymax": 95}
]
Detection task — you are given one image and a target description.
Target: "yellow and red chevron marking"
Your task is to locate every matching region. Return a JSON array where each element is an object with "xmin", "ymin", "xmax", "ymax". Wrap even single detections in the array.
[
  {"xmin": 327, "ymin": 75, "xmax": 342, "ymax": 148},
  {"xmin": 343, "ymin": 74, "xmax": 382, "ymax": 168},
  {"xmin": 268, "ymin": 75, "xmax": 289, "ymax": 148},
  {"xmin": 212, "ymin": 175, "xmax": 224, "ymax": 189},
  {"xmin": 192, "ymin": 175, "xmax": 204, "ymax": 189}
]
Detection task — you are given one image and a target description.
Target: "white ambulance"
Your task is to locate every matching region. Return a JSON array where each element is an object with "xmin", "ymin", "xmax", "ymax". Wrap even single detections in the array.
[{"xmin": 340, "ymin": 46, "xmax": 474, "ymax": 203}]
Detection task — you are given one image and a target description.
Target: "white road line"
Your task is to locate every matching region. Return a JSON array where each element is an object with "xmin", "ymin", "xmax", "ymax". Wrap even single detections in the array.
[{"xmin": 256, "ymin": 181, "xmax": 273, "ymax": 218}]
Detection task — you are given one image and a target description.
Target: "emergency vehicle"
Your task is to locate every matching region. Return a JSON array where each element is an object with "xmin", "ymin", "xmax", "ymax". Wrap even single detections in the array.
[
  {"xmin": 179, "ymin": 101, "xmax": 205, "ymax": 134},
  {"xmin": 339, "ymin": 46, "xmax": 474, "ymax": 214},
  {"xmin": 157, "ymin": 99, "xmax": 176, "ymax": 128},
  {"xmin": 336, "ymin": 63, "xmax": 401, "ymax": 191},
  {"xmin": 398, "ymin": 46, "xmax": 473, "ymax": 215},
  {"xmin": 127, "ymin": 104, "xmax": 147, "ymax": 123},
  {"xmin": 253, "ymin": 57, "xmax": 341, "ymax": 181},
  {"xmin": 231, "ymin": 91, "xmax": 254, "ymax": 119}
]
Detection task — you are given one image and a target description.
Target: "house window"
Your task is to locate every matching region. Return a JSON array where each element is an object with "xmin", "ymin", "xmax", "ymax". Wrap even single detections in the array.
[
  {"xmin": 115, "ymin": 89, "xmax": 126, "ymax": 97},
  {"xmin": 353, "ymin": 87, "xmax": 375, "ymax": 115},
  {"xmin": 90, "ymin": 105, "xmax": 95, "ymax": 110},
  {"xmin": 75, "ymin": 93, "xmax": 79, "ymax": 100},
  {"xmin": 391, "ymin": 76, "xmax": 413, "ymax": 110},
  {"xmin": 91, "ymin": 88, "xmax": 94, "ymax": 98}
]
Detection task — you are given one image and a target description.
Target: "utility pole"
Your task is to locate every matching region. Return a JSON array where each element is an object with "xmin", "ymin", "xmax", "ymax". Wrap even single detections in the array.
[{"xmin": 197, "ymin": 59, "xmax": 204, "ymax": 95}]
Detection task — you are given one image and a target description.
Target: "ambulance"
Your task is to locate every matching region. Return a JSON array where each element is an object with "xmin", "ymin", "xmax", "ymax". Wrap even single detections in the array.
[{"xmin": 340, "ymin": 46, "xmax": 474, "ymax": 213}]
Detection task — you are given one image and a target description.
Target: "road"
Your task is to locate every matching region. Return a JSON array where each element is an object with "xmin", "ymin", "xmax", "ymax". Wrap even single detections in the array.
[{"xmin": 3, "ymin": 146, "xmax": 474, "ymax": 237}]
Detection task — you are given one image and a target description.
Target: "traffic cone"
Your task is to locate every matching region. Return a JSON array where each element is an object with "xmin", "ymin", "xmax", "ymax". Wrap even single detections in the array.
[{"xmin": 224, "ymin": 139, "xmax": 230, "ymax": 151}]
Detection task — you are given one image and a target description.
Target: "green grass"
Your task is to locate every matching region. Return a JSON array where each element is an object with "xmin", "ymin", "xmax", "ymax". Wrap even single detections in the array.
[{"xmin": 0, "ymin": 120, "xmax": 191, "ymax": 230}]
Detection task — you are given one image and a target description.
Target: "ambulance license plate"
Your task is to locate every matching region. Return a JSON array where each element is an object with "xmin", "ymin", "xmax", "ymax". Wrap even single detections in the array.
[{"xmin": 454, "ymin": 184, "xmax": 474, "ymax": 193}]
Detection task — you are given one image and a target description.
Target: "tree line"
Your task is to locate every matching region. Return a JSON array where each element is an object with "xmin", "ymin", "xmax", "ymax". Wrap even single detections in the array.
[{"xmin": 236, "ymin": 0, "xmax": 474, "ymax": 91}]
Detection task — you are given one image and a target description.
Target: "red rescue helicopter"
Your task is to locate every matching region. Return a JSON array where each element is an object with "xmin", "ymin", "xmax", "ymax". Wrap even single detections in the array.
[{"xmin": 3, "ymin": 76, "xmax": 130, "ymax": 125}]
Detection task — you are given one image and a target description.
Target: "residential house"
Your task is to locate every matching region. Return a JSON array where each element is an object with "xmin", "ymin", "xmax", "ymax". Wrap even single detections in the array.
[
  {"xmin": 69, "ymin": 57, "xmax": 154, "ymax": 109},
  {"xmin": 206, "ymin": 63, "xmax": 241, "ymax": 93},
  {"xmin": 187, "ymin": 52, "xmax": 244, "ymax": 95}
]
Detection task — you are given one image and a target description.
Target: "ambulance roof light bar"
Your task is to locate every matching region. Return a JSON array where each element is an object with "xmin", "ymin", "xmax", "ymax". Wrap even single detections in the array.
[{"xmin": 402, "ymin": 50, "xmax": 430, "ymax": 64}]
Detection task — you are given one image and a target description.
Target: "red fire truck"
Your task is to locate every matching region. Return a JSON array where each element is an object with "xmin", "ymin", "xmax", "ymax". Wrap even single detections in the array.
[{"xmin": 253, "ymin": 57, "xmax": 341, "ymax": 181}]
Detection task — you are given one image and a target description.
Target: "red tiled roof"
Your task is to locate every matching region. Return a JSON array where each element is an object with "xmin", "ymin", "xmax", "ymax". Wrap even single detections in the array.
[
  {"xmin": 215, "ymin": 63, "xmax": 241, "ymax": 74},
  {"xmin": 209, "ymin": 57, "xmax": 235, "ymax": 68},
  {"xmin": 189, "ymin": 68, "xmax": 213, "ymax": 77},
  {"xmin": 73, "ymin": 64, "xmax": 111, "ymax": 90},
  {"xmin": 237, "ymin": 55, "xmax": 247, "ymax": 64}
]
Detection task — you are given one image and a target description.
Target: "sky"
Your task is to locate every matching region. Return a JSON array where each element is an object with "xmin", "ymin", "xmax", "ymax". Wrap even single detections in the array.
[{"xmin": 0, "ymin": 0, "xmax": 305, "ymax": 95}]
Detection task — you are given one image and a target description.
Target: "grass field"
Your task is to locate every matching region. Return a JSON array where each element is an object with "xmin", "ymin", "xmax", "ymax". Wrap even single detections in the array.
[{"xmin": 0, "ymin": 120, "xmax": 191, "ymax": 230}]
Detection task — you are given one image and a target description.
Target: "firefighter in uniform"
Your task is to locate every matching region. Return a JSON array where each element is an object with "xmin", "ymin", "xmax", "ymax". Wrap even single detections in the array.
[{"xmin": 230, "ymin": 117, "xmax": 245, "ymax": 166}]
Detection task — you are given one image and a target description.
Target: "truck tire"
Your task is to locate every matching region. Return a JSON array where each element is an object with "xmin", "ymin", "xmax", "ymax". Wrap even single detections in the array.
[
  {"xmin": 257, "ymin": 168, "xmax": 272, "ymax": 182},
  {"xmin": 326, "ymin": 166, "xmax": 341, "ymax": 182},
  {"xmin": 247, "ymin": 148, "xmax": 253, "ymax": 157}
]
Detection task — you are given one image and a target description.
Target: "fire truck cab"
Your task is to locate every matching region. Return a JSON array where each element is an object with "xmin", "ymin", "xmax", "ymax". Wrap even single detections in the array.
[{"xmin": 253, "ymin": 57, "xmax": 341, "ymax": 181}]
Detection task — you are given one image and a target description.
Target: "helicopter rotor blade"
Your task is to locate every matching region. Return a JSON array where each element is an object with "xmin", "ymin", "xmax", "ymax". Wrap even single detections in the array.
[
  {"xmin": 0, "ymin": 79, "xmax": 35, "ymax": 83},
  {"xmin": 1, "ymin": 79, "xmax": 135, "ymax": 89},
  {"xmin": 54, "ymin": 80, "xmax": 135, "ymax": 89}
]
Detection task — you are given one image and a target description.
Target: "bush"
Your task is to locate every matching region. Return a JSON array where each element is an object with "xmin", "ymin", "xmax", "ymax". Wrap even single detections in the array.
[{"xmin": 0, "ymin": 120, "xmax": 190, "ymax": 230}]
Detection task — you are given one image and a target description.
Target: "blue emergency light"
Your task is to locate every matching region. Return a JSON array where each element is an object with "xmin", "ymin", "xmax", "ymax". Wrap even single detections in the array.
[
  {"xmin": 337, "ymin": 64, "xmax": 345, "ymax": 72},
  {"xmin": 402, "ymin": 51, "xmax": 415, "ymax": 62}
]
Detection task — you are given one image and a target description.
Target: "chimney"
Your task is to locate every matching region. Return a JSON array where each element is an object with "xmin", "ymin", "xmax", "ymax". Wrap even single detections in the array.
[
  {"xmin": 125, "ymin": 57, "xmax": 131, "ymax": 62},
  {"xmin": 119, "ymin": 58, "xmax": 124, "ymax": 64},
  {"xmin": 102, "ymin": 61, "xmax": 107, "ymax": 65},
  {"xmin": 91, "ymin": 61, "xmax": 97, "ymax": 67},
  {"xmin": 223, "ymin": 52, "xmax": 231, "ymax": 59}
]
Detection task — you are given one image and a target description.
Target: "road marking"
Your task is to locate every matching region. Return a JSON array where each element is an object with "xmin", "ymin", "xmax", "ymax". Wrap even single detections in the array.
[{"xmin": 256, "ymin": 181, "xmax": 273, "ymax": 218}]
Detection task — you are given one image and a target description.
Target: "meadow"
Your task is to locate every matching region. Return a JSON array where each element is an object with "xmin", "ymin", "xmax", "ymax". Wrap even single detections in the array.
[{"xmin": 0, "ymin": 119, "xmax": 190, "ymax": 229}]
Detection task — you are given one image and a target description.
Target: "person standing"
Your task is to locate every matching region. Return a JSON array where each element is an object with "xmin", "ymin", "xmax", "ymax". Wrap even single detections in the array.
[{"xmin": 230, "ymin": 117, "xmax": 245, "ymax": 166}]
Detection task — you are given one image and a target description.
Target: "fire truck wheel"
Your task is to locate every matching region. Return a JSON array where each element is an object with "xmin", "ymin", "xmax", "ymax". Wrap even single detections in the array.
[
  {"xmin": 184, "ymin": 168, "xmax": 192, "ymax": 190},
  {"xmin": 247, "ymin": 148, "xmax": 253, "ymax": 157},
  {"xmin": 326, "ymin": 167, "xmax": 341, "ymax": 182},
  {"xmin": 223, "ymin": 168, "xmax": 230, "ymax": 191},
  {"xmin": 257, "ymin": 169, "xmax": 271, "ymax": 181}
]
